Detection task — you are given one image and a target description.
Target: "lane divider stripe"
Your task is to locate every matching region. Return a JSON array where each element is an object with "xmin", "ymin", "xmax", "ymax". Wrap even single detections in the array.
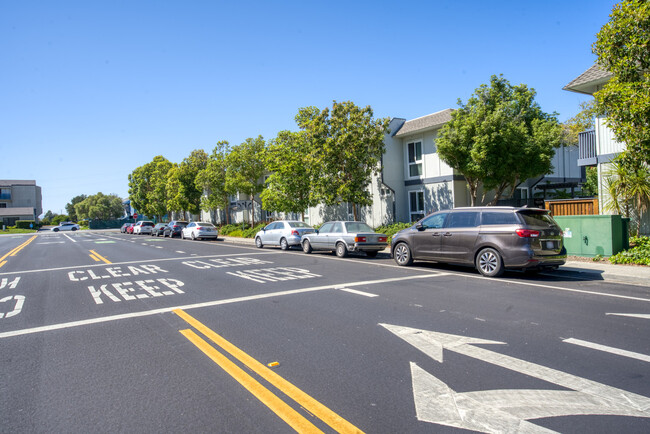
[
  {"xmin": 180, "ymin": 329, "xmax": 325, "ymax": 433},
  {"xmin": 174, "ymin": 309, "xmax": 364, "ymax": 434},
  {"xmin": 88, "ymin": 250, "xmax": 111, "ymax": 264},
  {"xmin": 0, "ymin": 235, "xmax": 38, "ymax": 268}
]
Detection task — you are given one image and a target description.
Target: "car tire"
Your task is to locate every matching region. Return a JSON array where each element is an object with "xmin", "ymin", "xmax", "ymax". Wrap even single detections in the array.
[
  {"xmin": 53, "ymin": 228, "xmax": 59, "ymax": 232},
  {"xmin": 366, "ymin": 250, "xmax": 378, "ymax": 258},
  {"xmin": 393, "ymin": 242, "xmax": 413, "ymax": 266},
  {"xmin": 191, "ymin": 233, "xmax": 196, "ymax": 241},
  {"xmin": 476, "ymin": 248, "xmax": 504, "ymax": 277},
  {"xmin": 335, "ymin": 242, "xmax": 348, "ymax": 258},
  {"xmin": 280, "ymin": 238, "xmax": 289, "ymax": 250},
  {"xmin": 72, "ymin": 227, "xmax": 77, "ymax": 231},
  {"xmin": 181, "ymin": 232, "xmax": 185, "ymax": 240},
  {"xmin": 255, "ymin": 237, "xmax": 263, "ymax": 248},
  {"xmin": 302, "ymin": 240, "xmax": 312, "ymax": 254}
]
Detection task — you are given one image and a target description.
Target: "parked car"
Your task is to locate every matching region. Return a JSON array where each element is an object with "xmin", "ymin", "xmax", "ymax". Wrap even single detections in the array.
[
  {"xmin": 301, "ymin": 221, "xmax": 387, "ymax": 257},
  {"xmin": 391, "ymin": 206, "xmax": 567, "ymax": 277},
  {"xmin": 150, "ymin": 223, "xmax": 167, "ymax": 236},
  {"xmin": 133, "ymin": 221, "xmax": 155, "ymax": 235},
  {"xmin": 51, "ymin": 222, "xmax": 80, "ymax": 232},
  {"xmin": 163, "ymin": 221, "xmax": 189, "ymax": 238},
  {"xmin": 181, "ymin": 222, "xmax": 218, "ymax": 240},
  {"xmin": 120, "ymin": 223, "xmax": 131, "ymax": 233},
  {"xmin": 126, "ymin": 223, "xmax": 135, "ymax": 234},
  {"xmin": 254, "ymin": 220, "xmax": 315, "ymax": 250}
]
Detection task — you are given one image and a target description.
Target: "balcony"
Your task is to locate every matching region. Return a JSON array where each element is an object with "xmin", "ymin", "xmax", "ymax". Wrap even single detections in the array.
[{"xmin": 577, "ymin": 130, "xmax": 597, "ymax": 167}]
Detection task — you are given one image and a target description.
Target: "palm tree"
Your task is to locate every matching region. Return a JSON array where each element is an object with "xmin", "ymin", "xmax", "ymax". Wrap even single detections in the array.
[{"xmin": 603, "ymin": 155, "xmax": 650, "ymax": 234}]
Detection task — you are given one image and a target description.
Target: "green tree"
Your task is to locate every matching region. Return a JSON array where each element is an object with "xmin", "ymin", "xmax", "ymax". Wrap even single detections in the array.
[
  {"xmin": 297, "ymin": 101, "xmax": 390, "ymax": 220},
  {"xmin": 196, "ymin": 141, "xmax": 233, "ymax": 224},
  {"xmin": 593, "ymin": 0, "xmax": 650, "ymax": 164},
  {"xmin": 128, "ymin": 156, "xmax": 173, "ymax": 220},
  {"xmin": 65, "ymin": 195, "xmax": 87, "ymax": 222},
  {"xmin": 437, "ymin": 75, "xmax": 563, "ymax": 206},
  {"xmin": 226, "ymin": 136, "xmax": 266, "ymax": 227},
  {"xmin": 562, "ymin": 100, "xmax": 596, "ymax": 146},
  {"xmin": 75, "ymin": 193, "xmax": 124, "ymax": 220},
  {"xmin": 260, "ymin": 130, "xmax": 316, "ymax": 220},
  {"xmin": 166, "ymin": 150, "xmax": 208, "ymax": 219}
]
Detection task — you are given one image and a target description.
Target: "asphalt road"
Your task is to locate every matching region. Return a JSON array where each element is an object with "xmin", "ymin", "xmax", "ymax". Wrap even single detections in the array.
[{"xmin": 1, "ymin": 230, "xmax": 649, "ymax": 433}]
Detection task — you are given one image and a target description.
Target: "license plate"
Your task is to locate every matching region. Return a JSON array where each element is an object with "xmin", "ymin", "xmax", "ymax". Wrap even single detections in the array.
[{"xmin": 545, "ymin": 241, "xmax": 557, "ymax": 250}]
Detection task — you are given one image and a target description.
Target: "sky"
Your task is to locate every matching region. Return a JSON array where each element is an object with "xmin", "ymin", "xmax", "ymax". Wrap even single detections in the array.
[{"xmin": 1, "ymin": 0, "xmax": 617, "ymax": 216}]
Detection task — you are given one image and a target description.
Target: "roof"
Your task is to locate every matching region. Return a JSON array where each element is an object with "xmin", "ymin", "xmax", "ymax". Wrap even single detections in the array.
[
  {"xmin": 0, "ymin": 207, "xmax": 35, "ymax": 217},
  {"xmin": 0, "ymin": 180, "xmax": 37, "ymax": 187},
  {"xmin": 563, "ymin": 64, "xmax": 612, "ymax": 95},
  {"xmin": 394, "ymin": 109, "xmax": 454, "ymax": 137}
]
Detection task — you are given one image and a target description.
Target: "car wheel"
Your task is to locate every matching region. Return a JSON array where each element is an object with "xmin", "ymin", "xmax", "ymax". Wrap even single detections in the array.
[
  {"xmin": 476, "ymin": 248, "xmax": 504, "ymax": 277},
  {"xmin": 255, "ymin": 237, "xmax": 263, "ymax": 248},
  {"xmin": 191, "ymin": 232, "xmax": 196, "ymax": 241},
  {"xmin": 302, "ymin": 240, "xmax": 312, "ymax": 254},
  {"xmin": 366, "ymin": 250, "xmax": 378, "ymax": 258},
  {"xmin": 181, "ymin": 231, "xmax": 185, "ymax": 240},
  {"xmin": 280, "ymin": 238, "xmax": 289, "ymax": 250},
  {"xmin": 335, "ymin": 242, "xmax": 348, "ymax": 258},
  {"xmin": 53, "ymin": 228, "xmax": 59, "ymax": 232},
  {"xmin": 393, "ymin": 242, "xmax": 413, "ymax": 266},
  {"xmin": 72, "ymin": 227, "xmax": 77, "ymax": 231}
]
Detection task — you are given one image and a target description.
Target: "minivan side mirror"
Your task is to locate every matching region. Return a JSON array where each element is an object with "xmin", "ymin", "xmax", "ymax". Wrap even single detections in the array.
[{"xmin": 415, "ymin": 223, "xmax": 425, "ymax": 231}]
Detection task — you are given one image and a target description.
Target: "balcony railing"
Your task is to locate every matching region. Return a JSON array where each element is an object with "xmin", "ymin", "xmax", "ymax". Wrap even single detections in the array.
[{"xmin": 578, "ymin": 130, "xmax": 597, "ymax": 166}]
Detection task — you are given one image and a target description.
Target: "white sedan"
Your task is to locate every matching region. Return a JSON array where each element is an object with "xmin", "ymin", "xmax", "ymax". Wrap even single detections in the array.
[
  {"xmin": 181, "ymin": 222, "xmax": 218, "ymax": 240},
  {"xmin": 51, "ymin": 222, "xmax": 80, "ymax": 232}
]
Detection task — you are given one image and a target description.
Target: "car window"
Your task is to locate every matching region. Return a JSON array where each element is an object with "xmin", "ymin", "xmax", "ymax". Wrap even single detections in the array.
[
  {"xmin": 420, "ymin": 212, "xmax": 448, "ymax": 229},
  {"xmin": 289, "ymin": 222, "xmax": 311, "ymax": 228},
  {"xmin": 198, "ymin": 222, "xmax": 214, "ymax": 227},
  {"xmin": 345, "ymin": 222, "xmax": 373, "ymax": 233},
  {"xmin": 518, "ymin": 211, "xmax": 556, "ymax": 227},
  {"xmin": 331, "ymin": 222, "xmax": 344, "ymax": 233},
  {"xmin": 445, "ymin": 212, "xmax": 479, "ymax": 228},
  {"xmin": 266, "ymin": 222, "xmax": 278, "ymax": 230},
  {"xmin": 144, "ymin": 222, "xmax": 154, "ymax": 227},
  {"xmin": 481, "ymin": 212, "xmax": 519, "ymax": 225},
  {"xmin": 187, "ymin": 223, "xmax": 195, "ymax": 228},
  {"xmin": 319, "ymin": 223, "xmax": 333, "ymax": 233}
]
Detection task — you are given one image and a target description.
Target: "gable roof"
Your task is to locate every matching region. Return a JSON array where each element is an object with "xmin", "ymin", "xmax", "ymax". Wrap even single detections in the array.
[
  {"xmin": 394, "ymin": 109, "xmax": 453, "ymax": 137},
  {"xmin": 563, "ymin": 64, "xmax": 612, "ymax": 95}
]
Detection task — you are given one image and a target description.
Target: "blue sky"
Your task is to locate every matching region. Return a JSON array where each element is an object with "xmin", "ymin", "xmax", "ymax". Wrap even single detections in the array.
[{"xmin": 2, "ymin": 0, "xmax": 615, "ymax": 216}]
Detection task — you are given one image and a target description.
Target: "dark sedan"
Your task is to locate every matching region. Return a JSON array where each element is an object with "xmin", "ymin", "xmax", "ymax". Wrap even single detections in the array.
[
  {"xmin": 163, "ymin": 221, "xmax": 189, "ymax": 238},
  {"xmin": 151, "ymin": 223, "xmax": 167, "ymax": 236}
]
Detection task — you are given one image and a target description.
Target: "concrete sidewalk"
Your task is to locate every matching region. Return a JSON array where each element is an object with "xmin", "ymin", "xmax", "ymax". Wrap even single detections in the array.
[{"xmin": 218, "ymin": 235, "xmax": 650, "ymax": 287}]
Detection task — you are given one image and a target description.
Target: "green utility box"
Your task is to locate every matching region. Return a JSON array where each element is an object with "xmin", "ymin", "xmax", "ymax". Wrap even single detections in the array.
[{"xmin": 553, "ymin": 215, "xmax": 630, "ymax": 257}]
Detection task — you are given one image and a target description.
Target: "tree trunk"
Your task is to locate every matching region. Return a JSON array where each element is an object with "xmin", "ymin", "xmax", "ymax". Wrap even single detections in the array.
[{"xmin": 352, "ymin": 203, "xmax": 358, "ymax": 221}]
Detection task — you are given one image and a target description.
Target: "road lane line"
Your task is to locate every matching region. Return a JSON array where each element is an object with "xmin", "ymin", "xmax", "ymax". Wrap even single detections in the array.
[
  {"xmin": 180, "ymin": 329, "xmax": 325, "ymax": 433},
  {"xmin": 607, "ymin": 313, "xmax": 650, "ymax": 319},
  {"xmin": 337, "ymin": 288, "xmax": 378, "ymax": 298},
  {"xmin": 176, "ymin": 309, "xmax": 363, "ymax": 434},
  {"xmin": 0, "ymin": 235, "xmax": 37, "ymax": 268},
  {"xmin": 89, "ymin": 250, "xmax": 111, "ymax": 264},
  {"xmin": 62, "ymin": 233, "xmax": 77, "ymax": 243},
  {"xmin": 0, "ymin": 274, "xmax": 439, "ymax": 339},
  {"xmin": 563, "ymin": 338, "xmax": 650, "ymax": 363}
]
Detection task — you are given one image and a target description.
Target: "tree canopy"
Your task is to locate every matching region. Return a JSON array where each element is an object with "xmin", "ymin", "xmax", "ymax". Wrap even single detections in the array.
[
  {"xmin": 196, "ymin": 141, "xmax": 232, "ymax": 224},
  {"xmin": 74, "ymin": 193, "xmax": 124, "ymax": 220},
  {"xmin": 128, "ymin": 156, "xmax": 173, "ymax": 220},
  {"xmin": 437, "ymin": 75, "xmax": 563, "ymax": 205},
  {"xmin": 65, "ymin": 194, "xmax": 87, "ymax": 222},
  {"xmin": 226, "ymin": 136, "xmax": 266, "ymax": 226},
  {"xmin": 297, "ymin": 101, "xmax": 390, "ymax": 219},
  {"xmin": 593, "ymin": 0, "xmax": 650, "ymax": 165}
]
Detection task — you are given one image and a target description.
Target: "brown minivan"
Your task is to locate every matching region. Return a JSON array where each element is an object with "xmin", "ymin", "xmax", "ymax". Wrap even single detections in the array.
[{"xmin": 391, "ymin": 207, "xmax": 567, "ymax": 277}]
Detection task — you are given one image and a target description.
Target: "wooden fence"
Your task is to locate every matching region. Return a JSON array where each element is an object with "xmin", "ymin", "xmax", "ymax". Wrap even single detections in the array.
[{"xmin": 544, "ymin": 198, "xmax": 599, "ymax": 216}]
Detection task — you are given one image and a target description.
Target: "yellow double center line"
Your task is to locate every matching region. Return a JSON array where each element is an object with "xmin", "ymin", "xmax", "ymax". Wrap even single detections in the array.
[
  {"xmin": 89, "ymin": 250, "xmax": 111, "ymax": 264},
  {"xmin": 0, "ymin": 235, "xmax": 38, "ymax": 268},
  {"xmin": 175, "ymin": 309, "xmax": 363, "ymax": 434}
]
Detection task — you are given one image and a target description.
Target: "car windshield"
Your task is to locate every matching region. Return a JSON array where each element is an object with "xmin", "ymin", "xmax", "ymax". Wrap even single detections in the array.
[
  {"xmin": 288, "ymin": 222, "xmax": 312, "ymax": 228},
  {"xmin": 143, "ymin": 222, "xmax": 154, "ymax": 226},
  {"xmin": 518, "ymin": 211, "xmax": 556, "ymax": 227},
  {"xmin": 345, "ymin": 222, "xmax": 374, "ymax": 233}
]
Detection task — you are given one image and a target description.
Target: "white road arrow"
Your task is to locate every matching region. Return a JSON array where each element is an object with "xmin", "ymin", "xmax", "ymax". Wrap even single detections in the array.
[{"xmin": 380, "ymin": 323, "xmax": 650, "ymax": 433}]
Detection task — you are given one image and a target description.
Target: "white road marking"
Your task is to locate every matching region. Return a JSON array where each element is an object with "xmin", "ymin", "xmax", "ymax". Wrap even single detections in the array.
[
  {"xmin": 37, "ymin": 242, "xmax": 65, "ymax": 245},
  {"xmin": 62, "ymin": 233, "xmax": 76, "ymax": 243},
  {"xmin": 382, "ymin": 324, "xmax": 650, "ymax": 431},
  {"xmin": 176, "ymin": 251, "xmax": 186, "ymax": 254},
  {"xmin": 563, "ymin": 338, "xmax": 650, "ymax": 363},
  {"xmin": 0, "ymin": 274, "xmax": 442, "ymax": 339},
  {"xmin": 337, "ymin": 287, "xmax": 379, "ymax": 298},
  {"xmin": 607, "ymin": 313, "xmax": 650, "ymax": 319},
  {"xmin": 0, "ymin": 295, "xmax": 25, "ymax": 318}
]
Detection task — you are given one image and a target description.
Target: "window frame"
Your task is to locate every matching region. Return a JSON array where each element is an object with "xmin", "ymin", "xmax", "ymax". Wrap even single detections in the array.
[
  {"xmin": 406, "ymin": 140, "xmax": 423, "ymax": 179},
  {"xmin": 409, "ymin": 190, "xmax": 425, "ymax": 222}
]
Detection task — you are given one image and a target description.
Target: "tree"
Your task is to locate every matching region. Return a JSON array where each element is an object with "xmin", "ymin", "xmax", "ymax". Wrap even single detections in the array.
[
  {"xmin": 260, "ymin": 131, "xmax": 317, "ymax": 220},
  {"xmin": 226, "ymin": 136, "xmax": 266, "ymax": 227},
  {"xmin": 562, "ymin": 100, "xmax": 596, "ymax": 147},
  {"xmin": 296, "ymin": 101, "xmax": 390, "ymax": 220},
  {"xmin": 75, "ymin": 193, "xmax": 124, "ymax": 220},
  {"xmin": 604, "ymin": 156, "xmax": 650, "ymax": 234},
  {"xmin": 165, "ymin": 150, "xmax": 208, "ymax": 219},
  {"xmin": 196, "ymin": 141, "xmax": 232, "ymax": 224},
  {"xmin": 65, "ymin": 195, "xmax": 87, "ymax": 222},
  {"xmin": 128, "ymin": 156, "xmax": 173, "ymax": 220},
  {"xmin": 593, "ymin": 0, "xmax": 650, "ymax": 165},
  {"xmin": 437, "ymin": 75, "xmax": 563, "ymax": 206}
]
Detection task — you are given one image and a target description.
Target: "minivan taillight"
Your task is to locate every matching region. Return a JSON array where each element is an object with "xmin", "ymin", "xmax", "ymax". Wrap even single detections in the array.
[{"xmin": 516, "ymin": 229, "xmax": 540, "ymax": 238}]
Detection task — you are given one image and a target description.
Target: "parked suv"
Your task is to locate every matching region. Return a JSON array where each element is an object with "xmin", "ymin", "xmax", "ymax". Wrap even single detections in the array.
[
  {"xmin": 391, "ymin": 207, "xmax": 566, "ymax": 277},
  {"xmin": 133, "ymin": 221, "xmax": 155, "ymax": 235}
]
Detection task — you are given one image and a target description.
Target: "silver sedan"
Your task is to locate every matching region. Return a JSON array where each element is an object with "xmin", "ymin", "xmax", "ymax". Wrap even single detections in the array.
[
  {"xmin": 254, "ymin": 220, "xmax": 315, "ymax": 250},
  {"xmin": 301, "ymin": 221, "xmax": 388, "ymax": 257}
]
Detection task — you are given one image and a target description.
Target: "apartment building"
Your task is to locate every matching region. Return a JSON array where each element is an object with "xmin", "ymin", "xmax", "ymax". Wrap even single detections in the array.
[{"xmin": 0, "ymin": 180, "xmax": 43, "ymax": 226}]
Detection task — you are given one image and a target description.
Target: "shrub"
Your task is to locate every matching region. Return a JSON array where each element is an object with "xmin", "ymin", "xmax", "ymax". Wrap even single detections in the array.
[
  {"xmin": 243, "ymin": 223, "xmax": 266, "ymax": 238},
  {"xmin": 609, "ymin": 236, "xmax": 650, "ymax": 265},
  {"xmin": 15, "ymin": 220, "xmax": 37, "ymax": 230},
  {"xmin": 228, "ymin": 229, "xmax": 244, "ymax": 237},
  {"xmin": 375, "ymin": 222, "xmax": 413, "ymax": 244}
]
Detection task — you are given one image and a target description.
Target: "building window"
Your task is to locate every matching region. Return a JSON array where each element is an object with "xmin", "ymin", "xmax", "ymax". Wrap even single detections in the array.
[
  {"xmin": 409, "ymin": 191, "xmax": 425, "ymax": 221},
  {"xmin": 0, "ymin": 189, "xmax": 10, "ymax": 200},
  {"xmin": 407, "ymin": 141, "xmax": 423, "ymax": 177},
  {"xmin": 0, "ymin": 203, "xmax": 6, "ymax": 208}
]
